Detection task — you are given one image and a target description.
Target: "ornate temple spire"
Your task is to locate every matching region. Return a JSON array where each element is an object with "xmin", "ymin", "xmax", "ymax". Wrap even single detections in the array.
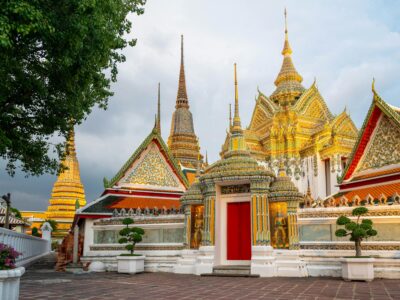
[
  {"xmin": 176, "ymin": 35, "xmax": 189, "ymax": 109},
  {"xmin": 156, "ymin": 82, "xmax": 161, "ymax": 134},
  {"xmin": 226, "ymin": 63, "xmax": 248, "ymax": 156},
  {"xmin": 231, "ymin": 63, "xmax": 242, "ymax": 134},
  {"xmin": 270, "ymin": 9, "xmax": 305, "ymax": 105},
  {"xmin": 168, "ymin": 35, "xmax": 201, "ymax": 168},
  {"xmin": 46, "ymin": 127, "xmax": 86, "ymax": 239}
]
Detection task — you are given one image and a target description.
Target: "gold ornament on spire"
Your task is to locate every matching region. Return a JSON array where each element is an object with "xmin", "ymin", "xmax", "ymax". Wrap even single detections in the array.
[{"xmin": 231, "ymin": 63, "xmax": 242, "ymax": 134}]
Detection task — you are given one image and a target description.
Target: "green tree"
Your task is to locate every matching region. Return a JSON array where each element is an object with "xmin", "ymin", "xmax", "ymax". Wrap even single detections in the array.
[
  {"xmin": 42, "ymin": 219, "xmax": 58, "ymax": 232},
  {"xmin": 0, "ymin": 0, "xmax": 146, "ymax": 176},
  {"xmin": 335, "ymin": 207, "xmax": 378, "ymax": 257},
  {"xmin": 10, "ymin": 207, "xmax": 21, "ymax": 219},
  {"xmin": 31, "ymin": 227, "xmax": 41, "ymax": 237},
  {"xmin": 118, "ymin": 218, "xmax": 144, "ymax": 255}
]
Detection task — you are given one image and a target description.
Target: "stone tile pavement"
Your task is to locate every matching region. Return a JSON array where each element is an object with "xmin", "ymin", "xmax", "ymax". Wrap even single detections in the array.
[{"xmin": 20, "ymin": 269, "xmax": 400, "ymax": 300}]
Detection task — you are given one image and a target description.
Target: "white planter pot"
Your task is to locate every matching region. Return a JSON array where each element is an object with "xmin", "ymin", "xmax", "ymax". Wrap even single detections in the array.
[
  {"xmin": 117, "ymin": 256, "xmax": 145, "ymax": 274},
  {"xmin": 341, "ymin": 257, "xmax": 374, "ymax": 282},
  {"xmin": 0, "ymin": 267, "xmax": 25, "ymax": 300}
]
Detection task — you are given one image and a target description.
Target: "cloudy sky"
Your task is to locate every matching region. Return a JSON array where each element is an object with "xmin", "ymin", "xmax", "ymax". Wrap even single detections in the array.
[{"xmin": 1, "ymin": 0, "xmax": 400, "ymax": 211}]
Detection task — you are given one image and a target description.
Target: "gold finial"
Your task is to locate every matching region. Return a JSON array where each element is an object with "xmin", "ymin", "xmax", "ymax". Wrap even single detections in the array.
[
  {"xmin": 372, "ymin": 77, "xmax": 376, "ymax": 94},
  {"xmin": 284, "ymin": 8, "xmax": 288, "ymax": 34},
  {"xmin": 156, "ymin": 82, "xmax": 161, "ymax": 134},
  {"xmin": 282, "ymin": 8, "xmax": 292, "ymax": 56},
  {"xmin": 231, "ymin": 63, "xmax": 242, "ymax": 132},
  {"xmin": 205, "ymin": 151, "xmax": 208, "ymax": 165}
]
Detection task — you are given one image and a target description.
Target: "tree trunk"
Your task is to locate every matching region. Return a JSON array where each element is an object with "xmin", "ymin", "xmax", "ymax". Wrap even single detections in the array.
[{"xmin": 355, "ymin": 239, "xmax": 362, "ymax": 257}]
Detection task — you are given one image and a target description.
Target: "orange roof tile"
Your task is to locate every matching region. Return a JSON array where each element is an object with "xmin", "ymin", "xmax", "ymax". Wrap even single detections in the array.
[
  {"xmin": 352, "ymin": 167, "xmax": 400, "ymax": 181},
  {"xmin": 185, "ymin": 172, "xmax": 196, "ymax": 185},
  {"xmin": 107, "ymin": 197, "xmax": 180, "ymax": 209},
  {"xmin": 334, "ymin": 181, "xmax": 400, "ymax": 203}
]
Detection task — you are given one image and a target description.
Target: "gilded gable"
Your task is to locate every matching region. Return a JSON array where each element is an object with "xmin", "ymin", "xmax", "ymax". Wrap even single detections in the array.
[
  {"xmin": 120, "ymin": 143, "xmax": 180, "ymax": 188},
  {"xmin": 358, "ymin": 115, "xmax": 400, "ymax": 172}
]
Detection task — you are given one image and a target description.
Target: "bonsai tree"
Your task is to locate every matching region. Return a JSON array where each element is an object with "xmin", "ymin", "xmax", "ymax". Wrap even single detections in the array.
[
  {"xmin": 118, "ymin": 218, "xmax": 145, "ymax": 255},
  {"xmin": 335, "ymin": 207, "xmax": 378, "ymax": 257}
]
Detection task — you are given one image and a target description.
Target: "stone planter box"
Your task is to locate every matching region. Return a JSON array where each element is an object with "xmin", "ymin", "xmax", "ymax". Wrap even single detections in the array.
[
  {"xmin": 341, "ymin": 257, "xmax": 374, "ymax": 281},
  {"xmin": 117, "ymin": 255, "xmax": 145, "ymax": 274},
  {"xmin": 0, "ymin": 267, "xmax": 25, "ymax": 300}
]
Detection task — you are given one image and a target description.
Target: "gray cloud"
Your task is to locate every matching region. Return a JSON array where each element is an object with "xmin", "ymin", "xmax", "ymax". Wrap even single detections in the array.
[{"xmin": 1, "ymin": 0, "xmax": 400, "ymax": 211}]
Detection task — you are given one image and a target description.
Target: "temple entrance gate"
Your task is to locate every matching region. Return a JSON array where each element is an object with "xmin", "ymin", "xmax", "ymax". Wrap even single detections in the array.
[
  {"xmin": 215, "ymin": 191, "xmax": 252, "ymax": 266},
  {"xmin": 227, "ymin": 202, "xmax": 251, "ymax": 260}
]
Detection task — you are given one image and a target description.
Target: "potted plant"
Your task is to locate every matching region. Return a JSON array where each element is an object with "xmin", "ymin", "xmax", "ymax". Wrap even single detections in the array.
[
  {"xmin": 0, "ymin": 243, "xmax": 23, "ymax": 300},
  {"xmin": 116, "ymin": 218, "xmax": 145, "ymax": 274},
  {"xmin": 335, "ymin": 207, "xmax": 377, "ymax": 281}
]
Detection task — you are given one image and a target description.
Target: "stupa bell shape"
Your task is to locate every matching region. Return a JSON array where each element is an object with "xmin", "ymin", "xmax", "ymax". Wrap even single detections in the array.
[{"xmin": 45, "ymin": 128, "xmax": 86, "ymax": 239}]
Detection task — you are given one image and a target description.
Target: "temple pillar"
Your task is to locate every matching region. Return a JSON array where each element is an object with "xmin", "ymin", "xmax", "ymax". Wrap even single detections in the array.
[
  {"xmin": 201, "ymin": 183, "xmax": 216, "ymax": 246},
  {"xmin": 73, "ymin": 225, "xmax": 79, "ymax": 264},
  {"xmin": 287, "ymin": 200, "xmax": 300, "ymax": 249},
  {"xmin": 183, "ymin": 205, "xmax": 191, "ymax": 249}
]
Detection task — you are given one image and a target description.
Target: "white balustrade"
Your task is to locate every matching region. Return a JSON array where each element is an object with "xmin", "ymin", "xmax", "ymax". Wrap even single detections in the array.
[{"xmin": 0, "ymin": 227, "xmax": 50, "ymax": 267}]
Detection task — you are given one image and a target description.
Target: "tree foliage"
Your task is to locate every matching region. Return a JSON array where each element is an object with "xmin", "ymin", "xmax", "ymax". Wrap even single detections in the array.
[
  {"xmin": 0, "ymin": 0, "xmax": 146, "ymax": 176},
  {"xmin": 31, "ymin": 227, "xmax": 40, "ymax": 237},
  {"xmin": 335, "ymin": 207, "xmax": 378, "ymax": 257},
  {"xmin": 10, "ymin": 207, "xmax": 22, "ymax": 219},
  {"xmin": 42, "ymin": 219, "xmax": 58, "ymax": 232},
  {"xmin": 118, "ymin": 217, "xmax": 144, "ymax": 255}
]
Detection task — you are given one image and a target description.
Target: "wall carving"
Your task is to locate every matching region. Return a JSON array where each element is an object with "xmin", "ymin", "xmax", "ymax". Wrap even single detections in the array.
[
  {"xmin": 358, "ymin": 115, "xmax": 400, "ymax": 171},
  {"xmin": 122, "ymin": 144, "xmax": 179, "ymax": 187}
]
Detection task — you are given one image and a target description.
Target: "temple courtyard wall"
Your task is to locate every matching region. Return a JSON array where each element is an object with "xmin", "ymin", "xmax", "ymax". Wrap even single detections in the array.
[{"xmin": 80, "ymin": 209, "xmax": 400, "ymax": 279}]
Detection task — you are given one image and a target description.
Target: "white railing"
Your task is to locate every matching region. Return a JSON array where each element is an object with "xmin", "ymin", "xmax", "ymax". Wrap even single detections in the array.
[{"xmin": 0, "ymin": 228, "xmax": 50, "ymax": 267}]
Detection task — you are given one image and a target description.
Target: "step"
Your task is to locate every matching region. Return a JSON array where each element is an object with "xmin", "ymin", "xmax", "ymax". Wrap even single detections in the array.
[
  {"xmin": 201, "ymin": 265, "xmax": 259, "ymax": 277},
  {"xmin": 201, "ymin": 273, "xmax": 260, "ymax": 278},
  {"xmin": 213, "ymin": 265, "xmax": 250, "ymax": 275}
]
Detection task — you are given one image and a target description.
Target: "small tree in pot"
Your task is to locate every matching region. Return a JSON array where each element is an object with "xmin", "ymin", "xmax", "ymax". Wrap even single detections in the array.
[
  {"xmin": 118, "ymin": 218, "xmax": 145, "ymax": 255},
  {"xmin": 335, "ymin": 207, "xmax": 378, "ymax": 281},
  {"xmin": 335, "ymin": 207, "xmax": 377, "ymax": 256}
]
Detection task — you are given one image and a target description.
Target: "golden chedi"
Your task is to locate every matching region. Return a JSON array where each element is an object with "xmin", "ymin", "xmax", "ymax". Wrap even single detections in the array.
[{"xmin": 45, "ymin": 128, "xmax": 86, "ymax": 239}]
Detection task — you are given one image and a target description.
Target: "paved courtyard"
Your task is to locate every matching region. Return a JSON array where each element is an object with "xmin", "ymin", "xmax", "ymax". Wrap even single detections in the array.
[{"xmin": 20, "ymin": 267, "xmax": 400, "ymax": 300}]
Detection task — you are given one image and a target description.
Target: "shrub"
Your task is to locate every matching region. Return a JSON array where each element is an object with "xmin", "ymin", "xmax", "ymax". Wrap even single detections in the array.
[
  {"xmin": 0, "ymin": 243, "xmax": 21, "ymax": 270},
  {"xmin": 118, "ymin": 218, "xmax": 145, "ymax": 255},
  {"xmin": 335, "ymin": 207, "xmax": 378, "ymax": 257}
]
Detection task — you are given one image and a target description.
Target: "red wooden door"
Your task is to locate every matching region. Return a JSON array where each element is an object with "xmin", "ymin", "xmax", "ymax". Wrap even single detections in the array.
[{"xmin": 227, "ymin": 202, "xmax": 251, "ymax": 260}]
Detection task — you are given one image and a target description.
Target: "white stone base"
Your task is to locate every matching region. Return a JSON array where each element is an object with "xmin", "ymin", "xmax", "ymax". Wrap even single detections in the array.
[
  {"xmin": 174, "ymin": 250, "xmax": 198, "ymax": 274},
  {"xmin": 195, "ymin": 246, "xmax": 215, "ymax": 275},
  {"xmin": 274, "ymin": 250, "xmax": 308, "ymax": 277},
  {"xmin": 251, "ymin": 246, "xmax": 276, "ymax": 277},
  {"xmin": 82, "ymin": 248, "xmax": 400, "ymax": 279},
  {"xmin": 117, "ymin": 256, "xmax": 145, "ymax": 274},
  {"xmin": 0, "ymin": 267, "xmax": 25, "ymax": 300},
  {"xmin": 341, "ymin": 258, "xmax": 374, "ymax": 282}
]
